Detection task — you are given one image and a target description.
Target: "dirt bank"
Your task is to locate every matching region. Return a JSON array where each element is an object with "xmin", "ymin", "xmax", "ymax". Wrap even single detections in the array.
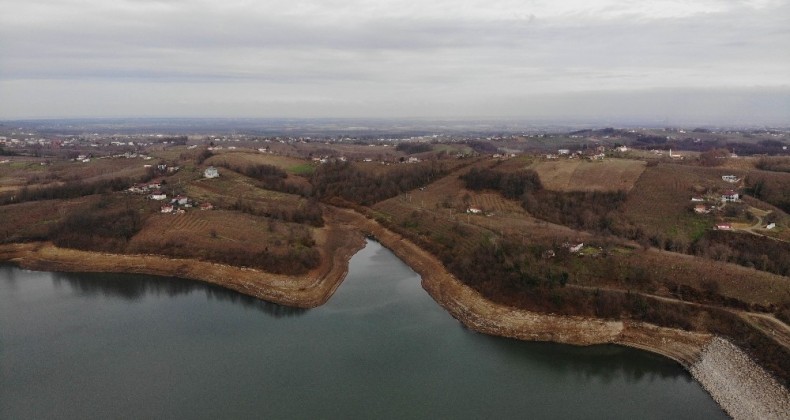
[
  {"xmin": 0, "ymin": 206, "xmax": 366, "ymax": 308},
  {"xmin": 2, "ymin": 205, "xmax": 787, "ymax": 418}
]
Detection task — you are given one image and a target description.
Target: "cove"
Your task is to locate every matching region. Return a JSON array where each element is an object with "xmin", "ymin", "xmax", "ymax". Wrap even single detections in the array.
[{"xmin": 0, "ymin": 240, "xmax": 726, "ymax": 419}]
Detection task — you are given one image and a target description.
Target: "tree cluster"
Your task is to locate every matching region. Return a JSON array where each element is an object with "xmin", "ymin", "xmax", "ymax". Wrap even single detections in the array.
[
  {"xmin": 395, "ymin": 143, "xmax": 433, "ymax": 155},
  {"xmin": 50, "ymin": 206, "xmax": 143, "ymax": 253},
  {"xmin": 691, "ymin": 231, "xmax": 790, "ymax": 276},
  {"xmin": 311, "ymin": 161, "xmax": 447, "ymax": 205}
]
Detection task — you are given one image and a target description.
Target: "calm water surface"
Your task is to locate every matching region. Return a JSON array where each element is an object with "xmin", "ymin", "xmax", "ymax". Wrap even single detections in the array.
[{"xmin": 1, "ymin": 240, "xmax": 726, "ymax": 419}]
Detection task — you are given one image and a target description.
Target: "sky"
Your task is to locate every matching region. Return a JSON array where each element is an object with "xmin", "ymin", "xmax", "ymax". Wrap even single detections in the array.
[{"xmin": 1, "ymin": 0, "xmax": 788, "ymax": 125}]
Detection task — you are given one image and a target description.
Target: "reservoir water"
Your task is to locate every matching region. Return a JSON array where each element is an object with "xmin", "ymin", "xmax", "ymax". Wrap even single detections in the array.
[{"xmin": 1, "ymin": 240, "xmax": 726, "ymax": 419}]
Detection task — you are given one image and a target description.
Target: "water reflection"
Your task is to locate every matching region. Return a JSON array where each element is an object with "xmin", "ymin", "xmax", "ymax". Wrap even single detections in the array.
[
  {"xmin": 478, "ymin": 331, "xmax": 685, "ymax": 384},
  {"xmin": 47, "ymin": 269, "xmax": 308, "ymax": 318}
]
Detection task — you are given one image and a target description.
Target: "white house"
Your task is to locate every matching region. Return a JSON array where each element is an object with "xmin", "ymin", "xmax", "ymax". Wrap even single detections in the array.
[
  {"xmin": 150, "ymin": 191, "xmax": 167, "ymax": 201},
  {"xmin": 204, "ymin": 166, "xmax": 219, "ymax": 179},
  {"xmin": 721, "ymin": 190, "xmax": 739, "ymax": 202},
  {"xmin": 172, "ymin": 195, "xmax": 189, "ymax": 205}
]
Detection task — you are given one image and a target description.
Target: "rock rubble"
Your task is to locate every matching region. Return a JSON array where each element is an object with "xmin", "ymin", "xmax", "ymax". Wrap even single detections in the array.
[{"xmin": 691, "ymin": 337, "xmax": 790, "ymax": 420}]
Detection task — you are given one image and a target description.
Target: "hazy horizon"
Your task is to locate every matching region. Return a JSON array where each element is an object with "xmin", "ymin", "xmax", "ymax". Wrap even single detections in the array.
[{"xmin": 2, "ymin": 0, "xmax": 788, "ymax": 125}]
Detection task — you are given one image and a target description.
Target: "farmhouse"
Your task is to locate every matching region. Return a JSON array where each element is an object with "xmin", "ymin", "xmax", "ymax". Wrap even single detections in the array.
[
  {"xmin": 715, "ymin": 223, "xmax": 732, "ymax": 230},
  {"xmin": 150, "ymin": 191, "xmax": 167, "ymax": 201},
  {"xmin": 722, "ymin": 175, "xmax": 739, "ymax": 183},
  {"xmin": 160, "ymin": 204, "xmax": 174, "ymax": 213},
  {"xmin": 691, "ymin": 197, "xmax": 705, "ymax": 202},
  {"xmin": 199, "ymin": 202, "xmax": 214, "ymax": 211},
  {"xmin": 204, "ymin": 166, "xmax": 219, "ymax": 178},
  {"xmin": 466, "ymin": 207, "xmax": 482, "ymax": 214},
  {"xmin": 721, "ymin": 190, "xmax": 739, "ymax": 202},
  {"xmin": 766, "ymin": 223, "xmax": 776, "ymax": 230},
  {"xmin": 172, "ymin": 195, "xmax": 189, "ymax": 206}
]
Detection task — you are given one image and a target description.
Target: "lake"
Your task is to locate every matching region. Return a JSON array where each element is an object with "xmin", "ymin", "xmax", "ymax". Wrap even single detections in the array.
[{"xmin": 0, "ymin": 240, "xmax": 726, "ymax": 419}]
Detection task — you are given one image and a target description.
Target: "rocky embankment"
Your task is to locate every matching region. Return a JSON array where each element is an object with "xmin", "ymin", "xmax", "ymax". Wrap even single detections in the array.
[{"xmin": 691, "ymin": 337, "xmax": 790, "ymax": 420}]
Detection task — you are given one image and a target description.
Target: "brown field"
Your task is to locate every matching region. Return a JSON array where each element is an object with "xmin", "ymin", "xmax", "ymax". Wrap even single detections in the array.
[
  {"xmin": 205, "ymin": 150, "xmax": 311, "ymax": 173},
  {"xmin": 0, "ymin": 197, "xmax": 93, "ymax": 242},
  {"xmin": 185, "ymin": 169, "xmax": 305, "ymax": 210},
  {"xmin": 527, "ymin": 158, "xmax": 646, "ymax": 192},
  {"xmin": 127, "ymin": 209, "xmax": 300, "ymax": 258}
]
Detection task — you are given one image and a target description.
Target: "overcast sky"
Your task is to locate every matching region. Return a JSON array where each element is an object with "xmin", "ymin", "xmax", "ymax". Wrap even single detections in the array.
[{"xmin": 1, "ymin": 0, "xmax": 788, "ymax": 124}]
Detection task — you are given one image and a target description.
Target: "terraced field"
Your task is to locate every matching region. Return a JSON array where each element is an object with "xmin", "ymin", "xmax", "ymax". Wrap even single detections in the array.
[
  {"xmin": 127, "ymin": 210, "xmax": 297, "ymax": 257},
  {"xmin": 186, "ymin": 169, "xmax": 305, "ymax": 209},
  {"xmin": 527, "ymin": 159, "xmax": 646, "ymax": 192}
]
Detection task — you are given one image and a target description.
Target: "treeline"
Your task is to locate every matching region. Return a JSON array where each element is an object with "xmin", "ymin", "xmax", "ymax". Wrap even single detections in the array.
[
  {"xmin": 460, "ymin": 167, "xmax": 542, "ymax": 199},
  {"xmin": 0, "ymin": 174, "xmax": 152, "ymax": 206},
  {"xmin": 459, "ymin": 167, "xmax": 626, "ymax": 232},
  {"xmin": 523, "ymin": 190, "xmax": 626, "ymax": 232},
  {"xmin": 756, "ymin": 157, "xmax": 790, "ymax": 173},
  {"xmin": 311, "ymin": 161, "xmax": 448, "ymax": 205},
  {"xmin": 464, "ymin": 140, "xmax": 499, "ymax": 154},
  {"xmin": 50, "ymin": 206, "xmax": 143, "ymax": 253},
  {"xmin": 395, "ymin": 143, "xmax": 433, "ymax": 154},
  {"xmin": 745, "ymin": 173, "xmax": 790, "ymax": 212},
  {"xmin": 691, "ymin": 231, "xmax": 790, "ymax": 276},
  {"xmin": 0, "ymin": 146, "xmax": 18, "ymax": 156},
  {"xmin": 144, "ymin": 238, "xmax": 320, "ymax": 275}
]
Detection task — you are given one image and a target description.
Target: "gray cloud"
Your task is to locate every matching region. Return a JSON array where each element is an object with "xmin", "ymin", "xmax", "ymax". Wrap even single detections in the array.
[{"xmin": 1, "ymin": 0, "xmax": 788, "ymax": 123}]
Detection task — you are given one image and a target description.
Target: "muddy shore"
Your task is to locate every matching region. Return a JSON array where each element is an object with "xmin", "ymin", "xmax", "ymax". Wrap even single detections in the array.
[{"xmin": 1, "ymin": 206, "xmax": 787, "ymax": 418}]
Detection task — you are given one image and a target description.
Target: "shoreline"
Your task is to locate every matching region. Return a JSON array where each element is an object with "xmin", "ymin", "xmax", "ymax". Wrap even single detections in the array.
[
  {"xmin": 0, "ymin": 207, "xmax": 367, "ymax": 309},
  {"xmin": 1, "ymin": 206, "xmax": 788, "ymax": 418}
]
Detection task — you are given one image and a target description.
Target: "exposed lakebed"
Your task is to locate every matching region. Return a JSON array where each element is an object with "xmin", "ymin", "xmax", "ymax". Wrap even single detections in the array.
[{"xmin": 1, "ymin": 240, "xmax": 726, "ymax": 419}]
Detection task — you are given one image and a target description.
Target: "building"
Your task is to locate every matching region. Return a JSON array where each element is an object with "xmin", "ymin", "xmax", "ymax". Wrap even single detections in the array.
[
  {"xmin": 715, "ymin": 223, "xmax": 732, "ymax": 230},
  {"xmin": 150, "ymin": 191, "xmax": 167, "ymax": 201},
  {"xmin": 721, "ymin": 190, "xmax": 739, "ymax": 202},
  {"xmin": 722, "ymin": 175, "xmax": 739, "ymax": 183},
  {"xmin": 204, "ymin": 166, "xmax": 219, "ymax": 179}
]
